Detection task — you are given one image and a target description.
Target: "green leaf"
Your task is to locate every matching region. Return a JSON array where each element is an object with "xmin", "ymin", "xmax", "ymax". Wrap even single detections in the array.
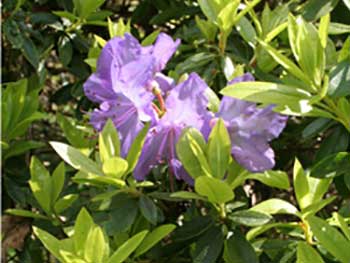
[
  {"xmin": 193, "ymin": 226, "xmax": 224, "ymax": 263},
  {"xmin": 293, "ymin": 158, "xmax": 309, "ymax": 210},
  {"xmin": 328, "ymin": 61, "xmax": 350, "ymax": 97},
  {"xmin": 197, "ymin": 0, "xmax": 223, "ymax": 22},
  {"xmin": 319, "ymin": 14, "xmax": 330, "ymax": 48},
  {"xmin": 221, "ymin": 81, "xmax": 313, "ymax": 115},
  {"xmin": 297, "ymin": 242, "xmax": 324, "ymax": 263},
  {"xmin": 73, "ymin": 171, "xmax": 126, "ymax": 188},
  {"xmin": 84, "ymin": 225, "xmax": 109, "ymax": 263},
  {"xmin": 29, "ymin": 157, "xmax": 52, "ymax": 214},
  {"xmin": 333, "ymin": 212, "xmax": 350, "ymax": 240},
  {"xmin": 108, "ymin": 230, "xmax": 148, "ymax": 263},
  {"xmin": 338, "ymin": 37, "xmax": 350, "ymax": 62},
  {"xmin": 176, "ymin": 128, "xmax": 212, "ymax": 179},
  {"xmin": 195, "ymin": 16, "xmax": 217, "ymax": 42},
  {"xmin": 207, "ymin": 119, "xmax": 231, "ymax": 179},
  {"xmin": 217, "ymin": 1, "xmax": 240, "ymax": 32},
  {"xmin": 139, "ymin": 195, "xmax": 158, "ymax": 225},
  {"xmin": 224, "ymin": 231, "xmax": 258, "ymax": 263},
  {"xmin": 172, "ymin": 216, "xmax": 213, "ymax": 242},
  {"xmin": 108, "ymin": 18, "xmax": 130, "ymax": 38},
  {"xmin": 73, "ymin": 0, "xmax": 104, "ymax": 18},
  {"xmin": 134, "ymin": 224, "xmax": 176, "ymax": 257},
  {"xmin": 302, "ymin": 118, "xmax": 332, "ymax": 139},
  {"xmin": 102, "ymin": 157, "xmax": 128, "ymax": 178},
  {"xmin": 57, "ymin": 114, "xmax": 94, "ymax": 149},
  {"xmin": 58, "ymin": 35, "xmax": 73, "ymax": 66},
  {"xmin": 6, "ymin": 209, "xmax": 49, "ymax": 220},
  {"xmin": 3, "ymin": 140, "xmax": 44, "ymax": 160},
  {"xmin": 141, "ymin": 30, "xmax": 161, "ymax": 46},
  {"xmin": 170, "ymin": 191, "xmax": 207, "ymax": 201},
  {"xmin": 301, "ymin": 196, "xmax": 336, "ymax": 218},
  {"xmin": 195, "ymin": 176, "xmax": 234, "ymax": 204},
  {"xmin": 74, "ymin": 208, "xmax": 95, "ymax": 257},
  {"xmin": 311, "ymin": 152, "xmax": 350, "ymax": 178},
  {"xmin": 343, "ymin": 0, "xmax": 350, "ymax": 10},
  {"xmin": 257, "ymin": 39, "xmax": 314, "ymax": 89},
  {"xmin": 301, "ymin": 0, "xmax": 339, "ymax": 21},
  {"xmin": 126, "ymin": 123, "xmax": 149, "ymax": 174},
  {"xmin": 228, "ymin": 210, "xmax": 272, "ymax": 227},
  {"xmin": 250, "ymin": 198, "xmax": 299, "ymax": 216},
  {"xmin": 205, "ymin": 88, "xmax": 220, "ymax": 113},
  {"xmin": 50, "ymin": 141, "xmax": 103, "ymax": 176},
  {"xmin": 236, "ymin": 16, "xmax": 257, "ymax": 47},
  {"xmin": 246, "ymin": 170, "xmax": 290, "ymax": 190},
  {"xmin": 53, "ymin": 11, "xmax": 78, "ymax": 21},
  {"xmin": 99, "ymin": 119, "xmax": 121, "ymax": 162},
  {"xmin": 51, "ymin": 162, "xmax": 65, "ymax": 203},
  {"xmin": 307, "ymin": 215, "xmax": 350, "ymax": 263},
  {"xmin": 33, "ymin": 227, "xmax": 64, "ymax": 262},
  {"xmin": 328, "ymin": 22, "xmax": 350, "ymax": 35},
  {"xmin": 295, "ymin": 17, "xmax": 325, "ymax": 86},
  {"xmin": 54, "ymin": 194, "xmax": 78, "ymax": 214}
]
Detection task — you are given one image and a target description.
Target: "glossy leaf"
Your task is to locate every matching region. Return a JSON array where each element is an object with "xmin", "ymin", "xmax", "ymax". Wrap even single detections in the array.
[
  {"xmin": 207, "ymin": 119, "xmax": 231, "ymax": 179},
  {"xmin": 195, "ymin": 176, "xmax": 234, "ymax": 204}
]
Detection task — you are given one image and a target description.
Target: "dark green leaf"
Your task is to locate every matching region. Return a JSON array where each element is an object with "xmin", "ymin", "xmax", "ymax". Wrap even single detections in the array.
[
  {"xmin": 139, "ymin": 195, "xmax": 158, "ymax": 225},
  {"xmin": 224, "ymin": 231, "xmax": 258, "ymax": 263},
  {"xmin": 311, "ymin": 152, "xmax": 350, "ymax": 178},
  {"xmin": 229, "ymin": 210, "xmax": 272, "ymax": 227}
]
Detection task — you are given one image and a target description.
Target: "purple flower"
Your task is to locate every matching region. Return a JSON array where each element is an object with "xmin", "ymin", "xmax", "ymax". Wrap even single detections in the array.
[
  {"xmin": 215, "ymin": 73, "xmax": 288, "ymax": 172},
  {"xmin": 134, "ymin": 73, "xmax": 211, "ymax": 183},
  {"xmin": 83, "ymin": 33, "xmax": 180, "ymax": 156}
]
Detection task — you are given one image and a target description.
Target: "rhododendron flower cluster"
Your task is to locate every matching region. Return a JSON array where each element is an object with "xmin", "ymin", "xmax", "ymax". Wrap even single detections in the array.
[{"xmin": 84, "ymin": 33, "xmax": 287, "ymax": 183}]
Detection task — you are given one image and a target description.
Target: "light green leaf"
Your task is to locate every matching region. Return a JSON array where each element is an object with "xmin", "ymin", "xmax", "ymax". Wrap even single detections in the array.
[
  {"xmin": 319, "ymin": 14, "xmax": 330, "ymax": 48},
  {"xmin": 99, "ymin": 119, "xmax": 121, "ymax": 162},
  {"xmin": 250, "ymin": 198, "xmax": 299, "ymax": 216},
  {"xmin": 84, "ymin": 225, "xmax": 109, "ymax": 263},
  {"xmin": 74, "ymin": 208, "xmax": 95, "ymax": 257},
  {"xmin": 33, "ymin": 227, "xmax": 64, "ymax": 262},
  {"xmin": 333, "ymin": 212, "xmax": 350, "ymax": 240},
  {"xmin": 176, "ymin": 128, "xmax": 212, "ymax": 179},
  {"xmin": 198, "ymin": 0, "xmax": 223, "ymax": 22},
  {"xmin": 134, "ymin": 224, "xmax": 176, "ymax": 257},
  {"xmin": 207, "ymin": 119, "xmax": 231, "ymax": 179},
  {"xmin": 221, "ymin": 81, "xmax": 312, "ymax": 113},
  {"xmin": 217, "ymin": 1, "xmax": 240, "ymax": 32},
  {"xmin": 29, "ymin": 157, "xmax": 52, "ymax": 214},
  {"xmin": 141, "ymin": 30, "xmax": 161, "ymax": 46},
  {"xmin": 247, "ymin": 170, "xmax": 290, "ymax": 190},
  {"xmin": 102, "ymin": 157, "xmax": 128, "ymax": 178},
  {"xmin": 108, "ymin": 230, "xmax": 148, "ymax": 263},
  {"xmin": 297, "ymin": 242, "xmax": 324, "ymax": 263},
  {"xmin": 51, "ymin": 162, "xmax": 65, "ymax": 203},
  {"xmin": 301, "ymin": 196, "xmax": 336, "ymax": 218},
  {"xmin": 126, "ymin": 123, "xmax": 149, "ymax": 174},
  {"xmin": 293, "ymin": 158, "xmax": 309, "ymax": 210},
  {"xmin": 73, "ymin": 171, "xmax": 126, "ymax": 188},
  {"xmin": 73, "ymin": 0, "xmax": 104, "ymax": 18},
  {"xmin": 50, "ymin": 141, "xmax": 103, "ymax": 176},
  {"xmin": 195, "ymin": 176, "xmax": 234, "ymax": 204},
  {"xmin": 257, "ymin": 39, "xmax": 314, "ymax": 89},
  {"xmin": 308, "ymin": 215, "xmax": 350, "ymax": 263}
]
